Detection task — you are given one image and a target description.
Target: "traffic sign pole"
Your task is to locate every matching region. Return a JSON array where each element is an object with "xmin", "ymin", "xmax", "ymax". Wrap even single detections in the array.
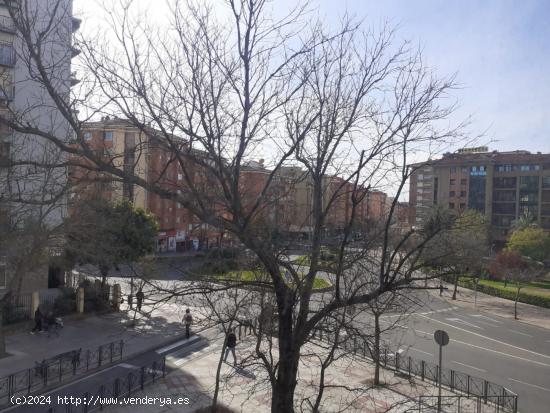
[{"xmin": 434, "ymin": 330, "xmax": 449, "ymax": 413}]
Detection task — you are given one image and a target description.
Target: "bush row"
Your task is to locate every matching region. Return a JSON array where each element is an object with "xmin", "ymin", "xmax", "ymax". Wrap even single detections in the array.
[{"xmin": 458, "ymin": 278, "xmax": 550, "ymax": 309}]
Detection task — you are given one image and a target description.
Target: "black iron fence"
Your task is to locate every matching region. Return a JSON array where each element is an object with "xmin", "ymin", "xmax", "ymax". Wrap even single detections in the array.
[
  {"xmin": 311, "ymin": 327, "xmax": 517, "ymax": 413},
  {"xmin": 44, "ymin": 358, "xmax": 166, "ymax": 413},
  {"xmin": 0, "ymin": 340, "xmax": 124, "ymax": 407},
  {"xmin": 2, "ymin": 293, "xmax": 33, "ymax": 325},
  {"xmin": 409, "ymin": 395, "xmax": 514, "ymax": 412}
]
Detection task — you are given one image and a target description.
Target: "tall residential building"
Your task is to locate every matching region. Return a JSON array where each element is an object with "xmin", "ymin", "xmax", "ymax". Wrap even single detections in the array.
[
  {"xmin": 0, "ymin": 1, "xmax": 77, "ymax": 292},
  {"xmin": 409, "ymin": 148, "xmax": 550, "ymax": 239}
]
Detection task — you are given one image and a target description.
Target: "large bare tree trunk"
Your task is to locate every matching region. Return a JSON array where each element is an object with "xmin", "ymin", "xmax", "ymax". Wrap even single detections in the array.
[
  {"xmin": 273, "ymin": 349, "xmax": 300, "ymax": 413},
  {"xmin": 273, "ymin": 311, "xmax": 300, "ymax": 413}
]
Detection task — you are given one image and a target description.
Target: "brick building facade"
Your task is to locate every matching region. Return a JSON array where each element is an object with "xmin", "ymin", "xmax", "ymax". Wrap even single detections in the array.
[{"xmin": 409, "ymin": 148, "xmax": 550, "ymax": 239}]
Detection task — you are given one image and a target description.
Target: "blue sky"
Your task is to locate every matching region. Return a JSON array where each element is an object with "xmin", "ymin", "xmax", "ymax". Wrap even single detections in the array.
[
  {"xmin": 76, "ymin": 0, "xmax": 550, "ymax": 154},
  {"xmin": 311, "ymin": 0, "xmax": 550, "ymax": 153}
]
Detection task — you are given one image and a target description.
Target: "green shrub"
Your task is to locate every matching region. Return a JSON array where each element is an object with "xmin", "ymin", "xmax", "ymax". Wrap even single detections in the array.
[{"xmin": 456, "ymin": 279, "xmax": 550, "ymax": 309}]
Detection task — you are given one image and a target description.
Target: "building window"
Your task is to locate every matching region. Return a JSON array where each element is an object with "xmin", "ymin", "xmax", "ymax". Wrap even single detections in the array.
[
  {"xmin": 493, "ymin": 177, "xmax": 517, "ymax": 189},
  {"xmin": 450, "ymin": 167, "xmax": 457, "ymax": 173},
  {"xmin": 104, "ymin": 131, "xmax": 113, "ymax": 141},
  {"xmin": 449, "ymin": 202, "xmax": 455, "ymax": 209},
  {"xmin": 496, "ymin": 164, "xmax": 512, "ymax": 172},
  {"xmin": 460, "ymin": 191, "xmax": 466, "ymax": 197},
  {"xmin": 459, "ymin": 203, "xmax": 466, "ymax": 210},
  {"xmin": 176, "ymin": 217, "xmax": 180, "ymax": 223},
  {"xmin": 83, "ymin": 132, "xmax": 92, "ymax": 141},
  {"xmin": 460, "ymin": 178, "xmax": 467, "ymax": 185},
  {"xmin": 461, "ymin": 167, "xmax": 468, "ymax": 174},
  {"xmin": 450, "ymin": 179, "xmax": 456, "ymax": 186},
  {"xmin": 542, "ymin": 176, "xmax": 550, "ymax": 188},
  {"xmin": 449, "ymin": 191, "xmax": 455, "ymax": 197}
]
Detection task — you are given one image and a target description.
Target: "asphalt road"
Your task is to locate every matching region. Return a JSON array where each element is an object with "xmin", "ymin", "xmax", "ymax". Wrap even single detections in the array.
[{"xmin": 372, "ymin": 291, "xmax": 550, "ymax": 413}]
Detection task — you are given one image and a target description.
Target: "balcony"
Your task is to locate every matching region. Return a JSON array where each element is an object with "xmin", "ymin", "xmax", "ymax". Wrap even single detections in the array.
[
  {"xmin": 70, "ymin": 72, "xmax": 80, "ymax": 87},
  {"xmin": 0, "ymin": 16, "xmax": 15, "ymax": 34},
  {"xmin": 71, "ymin": 17, "xmax": 81, "ymax": 33},
  {"xmin": 70, "ymin": 45, "xmax": 81, "ymax": 58}
]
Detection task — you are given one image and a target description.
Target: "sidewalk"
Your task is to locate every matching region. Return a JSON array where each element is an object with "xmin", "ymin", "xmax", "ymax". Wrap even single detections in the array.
[
  {"xmin": 0, "ymin": 301, "xmax": 188, "ymax": 377},
  {"xmin": 432, "ymin": 279, "xmax": 550, "ymax": 330},
  {"xmin": 103, "ymin": 338, "xmax": 470, "ymax": 413}
]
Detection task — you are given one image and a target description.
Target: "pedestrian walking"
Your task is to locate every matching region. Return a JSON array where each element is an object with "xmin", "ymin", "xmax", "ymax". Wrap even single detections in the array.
[
  {"xmin": 136, "ymin": 289, "xmax": 144, "ymax": 311},
  {"xmin": 224, "ymin": 328, "xmax": 237, "ymax": 365},
  {"xmin": 183, "ymin": 308, "xmax": 193, "ymax": 339},
  {"xmin": 31, "ymin": 306, "xmax": 42, "ymax": 334},
  {"xmin": 127, "ymin": 294, "xmax": 133, "ymax": 309}
]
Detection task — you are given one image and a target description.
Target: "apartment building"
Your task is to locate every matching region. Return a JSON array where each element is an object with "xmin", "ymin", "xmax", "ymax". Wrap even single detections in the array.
[
  {"xmin": 409, "ymin": 148, "xmax": 550, "ymax": 239},
  {"xmin": 0, "ymin": 1, "xmax": 77, "ymax": 292},
  {"xmin": 72, "ymin": 118, "xmax": 227, "ymax": 253},
  {"xmin": 72, "ymin": 118, "xmax": 399, "ymax": 250}
]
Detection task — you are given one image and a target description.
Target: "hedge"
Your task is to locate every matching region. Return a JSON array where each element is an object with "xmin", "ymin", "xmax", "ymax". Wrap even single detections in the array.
[{"xmin": 457, "ymin": 278, "xmax": 550, "ymax": 309}]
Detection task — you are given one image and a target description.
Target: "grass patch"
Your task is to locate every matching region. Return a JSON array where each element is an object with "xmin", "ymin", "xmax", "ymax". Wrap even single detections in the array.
[
  {"xmin": 457, "ymin": 277, "xmax": 550, "ymax": 308},
  {"xmin": 293, "ymin": 255, "xmax": 338, "ymax": 273},
  {"xmin": 210, "ymin": 269, "xmax": 331, "ymax": 290}
]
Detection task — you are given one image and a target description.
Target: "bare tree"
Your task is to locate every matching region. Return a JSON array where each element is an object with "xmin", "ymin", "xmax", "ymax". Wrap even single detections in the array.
[{"xmin": 4, "ymin": 0, "xmax": 466, "ymax": 410}]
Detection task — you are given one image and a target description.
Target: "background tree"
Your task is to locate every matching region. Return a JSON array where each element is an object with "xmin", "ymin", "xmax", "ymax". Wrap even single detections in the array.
[
  {"xmin": 423, "ymin": 209, "xmax": 490, "ymax": 300},
  {"xmin": 64, "ymin": 197, "xmax": 158, "ymax": 287},
  {"xmin": 506, "ymin": 226, "xmax": 550, "ymax": 262},
  {"xmin": 510, "ymin": 210, "xmax": 538, "ymax": 231},
  {"xmin": 489, "ymin": 250, "xmax": 544, "ymax": 320},
  {"xmin": 5, "ymin": 0, "xmax": 466, "ymax": 410}
]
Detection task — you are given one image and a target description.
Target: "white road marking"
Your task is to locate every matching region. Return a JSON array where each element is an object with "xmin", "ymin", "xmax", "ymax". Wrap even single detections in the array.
[
  {"xmin": 450, "ymin": 339, "xmax": 550, "ymax": 368},
  {"xmin": 509, "ymin": 330, "xmax": 533, "ymax": 337},
  {"xmin": 470, "ymin": 314, "xmax": 503, "ymax": 324},
  {"xmin": 451, "ymin": 361, "xmax": 487, "ymax": 373},
  {"xmin": 446, "ymin": 317, "xmax": 483, "ymax": 330},
  {"xmin": 411, "ymin": 348, "xmax": 432, "ymax": 356},
  {"xmin": 156, "ymin": 336, "xmax": 200, "ymax": 354},
  {"xmin": 508, "ymin": 378, "xmax": 550, "ymax": 392},
  {"xmin": 417, "ymin": 314, "xmax": 550, "ymax": 361},
  {"xmin": 381, "ymin": 307, "xmax": 457, "ymax": 318}
]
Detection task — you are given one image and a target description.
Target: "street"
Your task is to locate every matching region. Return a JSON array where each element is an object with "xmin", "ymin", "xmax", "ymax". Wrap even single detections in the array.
[{"xmin": 376, "ymin": 291, "xmax": 550, "ymax": 413}]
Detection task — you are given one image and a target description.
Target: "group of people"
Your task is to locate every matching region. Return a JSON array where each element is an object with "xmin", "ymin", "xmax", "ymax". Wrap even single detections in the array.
[
  {"xmin": 181, "ymin": 309, "xmax": 238, "ymax": 365},
  {"xmin": 30, "ymin": 306, "xmax": 61, "ymax": 337}
]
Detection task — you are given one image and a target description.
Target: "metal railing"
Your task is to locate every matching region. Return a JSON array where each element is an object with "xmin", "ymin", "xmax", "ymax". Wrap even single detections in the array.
[
  {"xmin": 412, "ymin": 395, "xmax": 514, "ymax": 412},
  {"xmin": 311, "ymin": 327, "xmax": 517, "ymax": 413},
  {"xmin": 2, "ymin": 293, "xmax": 33, "ymax": 325},
  {"xmin": 0, "ymin": 340, "xmax": 124, "ymax": 407},
  {"xmin": 44, "ymin": 357, "xmax": 166, "ymax": 412}
]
